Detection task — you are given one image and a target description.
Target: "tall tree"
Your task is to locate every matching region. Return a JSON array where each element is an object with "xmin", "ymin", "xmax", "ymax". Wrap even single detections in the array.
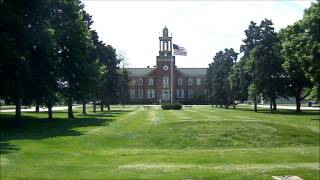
[
  {"xmin": 251, "ymin": 19, "xmax": 286, "ymax": 112},
  {"xmin": 279, "ymin": 22, "xmax": 313, "ymax": 112},
  {"xmin": 52, "ymin": 0, "xmax": 92, "ymax": 119},
  {"xmin": 118, "ymin": 69, "xmax": 129, "ymax": 107},
  {"xmin": 98, "ymin": 44, "xmax": 120, "ymax": 111},
  {"xmin": 77, "ymin": 11, "xmax": 100, "ymax": 115},
  {"xmin": 300, "ymin": 1, "xmax": 320, "ymax": 85},
  {"xmin": 300, "ymin": 1, "xmax": 320, "ymax": 102},
  {"xmin": 239, "ymin": 21, "xmax": 261, "ymax": 111},
  {"xmin": 228, "ymin": 63, "xmax": 242, "ymax": 109},
  {"xmin": 25, "ymin": 0, "xmax": 59, "ymax": 120},
  {"xmin": 206, "ymin": 48, "xmax": 237, "ymax": 108},
  {"xmin": 0, "ymin": 1, "xmax": 34, "ymax": 124}
]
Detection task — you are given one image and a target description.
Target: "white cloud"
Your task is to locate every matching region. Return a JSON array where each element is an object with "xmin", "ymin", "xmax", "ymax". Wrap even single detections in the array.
[{"xmin": 82, "ymin": 0, "xmax": 314, "ymax": 68}]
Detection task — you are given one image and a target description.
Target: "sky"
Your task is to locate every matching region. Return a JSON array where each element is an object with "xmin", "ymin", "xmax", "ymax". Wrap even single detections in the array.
[{"xmin": 82, "ymin": 0, "xmax": 315, "ymax": 68}]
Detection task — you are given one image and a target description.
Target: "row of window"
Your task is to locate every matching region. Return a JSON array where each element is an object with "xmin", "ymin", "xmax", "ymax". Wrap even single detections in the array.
[
  {"xmin": 130, "ymin": 77, "xmax": 202, "ymax": 86},
  {"xmin": 130, "ymin": 89, "xmax": 193, "ymax": 99}
]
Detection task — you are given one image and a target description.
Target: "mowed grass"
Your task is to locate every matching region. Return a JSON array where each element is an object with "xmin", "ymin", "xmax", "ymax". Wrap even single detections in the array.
[{"xmin": 0, "ymin": 105, "xmax": 319, "ymax": 179}]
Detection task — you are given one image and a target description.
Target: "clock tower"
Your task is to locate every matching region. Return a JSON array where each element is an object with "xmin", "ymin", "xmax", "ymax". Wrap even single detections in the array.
[{"xmin": 156, "ymin": 26, "xmax": 176, "ymax": 102}]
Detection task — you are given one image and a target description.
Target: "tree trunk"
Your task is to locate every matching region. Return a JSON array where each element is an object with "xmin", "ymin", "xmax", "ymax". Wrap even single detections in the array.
[
  {"xmin": 107, "ymin": 104, "xmax": 110, "ymax": 111},
  {"xmin": 82, "ymin": 102, "xmax": 86, "ymax": 114},
  {"xmin": 93, "ymin": 100, "xmax": 96, "ymax": 113},
  {"xmin": 272, "ymin": 98, "xmax": 277, "ymax": 111},
  {"xmin": 68, "ymin": 96, "xmax": 74, "ymax": 119},
  {"xmin": 100, "ymin": 101, "xmax": 104, "ymax": 111},
  {"xmin": 233, "ymin": 99, "xmax": 236, "ymax": 109},
  {"xmin": 295, "ymin": 89, "xmax": 301, "ymax": 113},
  {"xmin": 253, "ymin": 95, "xmax": 257, "ymax": 112},
  {"xmin": 35, "ymin": 104, "xmax": 40, "ymax": 112},
  {"xmin": 48, "ymin": 104, "xmax": 53, "ymax": 121},
  {"xmin": 269, "ymin": 100, "xmax": 273, "ymax": 113},
  {"xmin": 15, "ymin": 96, "xmax": 22, "ymax": 125}
]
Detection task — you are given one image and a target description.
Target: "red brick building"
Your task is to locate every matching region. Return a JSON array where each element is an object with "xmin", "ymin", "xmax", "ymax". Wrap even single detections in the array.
[{"xmin": 127, "ymin": 27, "xmax": 207, "ymax": 104}]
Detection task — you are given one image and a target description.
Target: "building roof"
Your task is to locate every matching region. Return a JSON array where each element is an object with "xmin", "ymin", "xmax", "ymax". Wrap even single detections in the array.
[
  {"xmin": 126, "ymin": 67, "xmax": 207, "ymax": 77},
  {"xmin": 127, "ymin": 68, "xmax": 155, "ymax": 76},
  {"xmin": 178, "ymin": 68, "xmax": 207, "ymax": 77}
]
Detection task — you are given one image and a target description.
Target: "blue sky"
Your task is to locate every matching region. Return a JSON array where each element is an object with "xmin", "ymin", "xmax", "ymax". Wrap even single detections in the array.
[{"xmin": 83, "ymin": 0, "xmax": 314, "ymax": 68}]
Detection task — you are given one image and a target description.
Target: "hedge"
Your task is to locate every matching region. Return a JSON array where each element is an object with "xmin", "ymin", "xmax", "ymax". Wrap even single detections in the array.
[{"xmin": 161, "ymin": 102, "xmax": 182, "ymax": 110}]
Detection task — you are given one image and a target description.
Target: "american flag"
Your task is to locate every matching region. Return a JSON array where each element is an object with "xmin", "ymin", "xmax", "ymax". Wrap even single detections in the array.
[{"xmin": 173, "ymin": 44, "xmax": 187, "ymax": 56}]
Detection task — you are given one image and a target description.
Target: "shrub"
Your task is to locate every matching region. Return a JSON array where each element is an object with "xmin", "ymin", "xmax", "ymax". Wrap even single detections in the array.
[{"xmin": 161, "ymin": 102, "xmax": 182, "ymax": 110}]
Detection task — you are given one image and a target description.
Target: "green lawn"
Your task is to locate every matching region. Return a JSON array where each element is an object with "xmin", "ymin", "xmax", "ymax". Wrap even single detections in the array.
[{"xmin": 0, "ymin": 105, "xmax": 319, "ymax": 179}]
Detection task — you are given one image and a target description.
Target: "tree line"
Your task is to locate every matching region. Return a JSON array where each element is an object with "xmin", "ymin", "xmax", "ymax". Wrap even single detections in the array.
[
  {"xmin": 0, "ymin": 0, "xmax": 129, "ymax": 124},
  {"xmin": 206, "ymin": 1, "xmax": 320, "ymax": 113}
]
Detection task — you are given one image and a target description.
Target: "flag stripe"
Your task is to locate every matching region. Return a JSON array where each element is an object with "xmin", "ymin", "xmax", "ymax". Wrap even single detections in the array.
[{"xmin": 173, "ymin": 43, "xmax": 187, "ymax": 56}]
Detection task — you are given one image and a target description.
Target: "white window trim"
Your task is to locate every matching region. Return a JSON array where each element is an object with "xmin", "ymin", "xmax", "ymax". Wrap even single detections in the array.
[
  {"xmin": 178, "ymin": 78, "xmax": 183, "ymax": 86},
  {"xmin": 188, "ymin": 78, "xmax": 193, "ymax": 85},
  {"xmin": 148, "ymin": 78, "xmax": 154, "ymax": 86},
  {"xmin": 163, "ymin": 76, "xmax": 169, "ymax": 88},
  {"xmin": 138, "ymin": 89, "xmax": 143, "ymax": 98},
  {"xmin": 188, "ymin": 89, "xmax": 193, "ymax": 98},
  {"xmin": 130, "ymin": 89, "xmax": 135, "ymax": 98},
  {"xmin": 139, "ymin": 78, "xmax": 143, "ymax": 85},
  {"xmin": 147, "ymin": 89, "xmax": 155, "ymax": 99},
  {"xmin": 196, "ymin": 78, "xmax": 201, "ymax": 86},
  {"xmin": 176, "ymin": 89, "xmax": 184, "ymax": 99}
]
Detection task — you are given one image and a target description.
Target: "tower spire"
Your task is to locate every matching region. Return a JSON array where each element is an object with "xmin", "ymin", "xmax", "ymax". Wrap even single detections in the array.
[{"xmin": 159, "ymin": 26, "xmax": 172, "ymax": 58}]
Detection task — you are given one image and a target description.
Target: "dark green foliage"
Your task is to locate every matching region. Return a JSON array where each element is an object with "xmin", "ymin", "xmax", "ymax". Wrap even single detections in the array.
[
  {"xmin": 97, "ymin": 44, "xmax": 121, "ymax": 110},
  {"xmin": 279, "ymin": 1, "xmax": 320, "ymax": 111},
  {"xmin": 279, "ymin": 22, "xmax": 313, "ymax": 112},
  {"xmin": 237, "ymin": 19, "xmax": 286, "ymax": 112},
  {"xmin": 206, "ymin": 48, "xmax": 238, "ymax": 108},
  {"xmin": 118, "ymin": 69, "xmax": 130, "ymax": 106},
  {"xmin": 300, "ymin": 1, "xmax": 320, "ymax": 84},
  {"xmin": 161, "ymin": 103, "xmax": 182, "ymax": 110},
  {"xmin": 0, "ymin": 0, "xmax": 119, "ymax": 121},
  {"xmin": 251, "ymin": 19, "xmax": 286, "ymax": 112}
]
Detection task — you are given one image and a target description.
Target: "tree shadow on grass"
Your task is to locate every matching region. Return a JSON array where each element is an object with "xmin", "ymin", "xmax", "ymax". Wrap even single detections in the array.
[
  {"xmin": 0, "ymin": 141, "xmax": 20, "ymax": 154},
  {"xmin": 235, "ymin": 106, "xmax": 320, "ymax": 116},
  {"xmin": 0, "ymin": 110, "xmax": 129, "ymax": 155}
]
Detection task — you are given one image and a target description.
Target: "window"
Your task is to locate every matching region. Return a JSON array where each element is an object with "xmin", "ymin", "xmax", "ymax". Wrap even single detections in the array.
[
  {"xmin": 178, "ymin": 78, "xmax": 183, "ymax": 86},
  {"xmin": 163, "ymin": 76, "xmax": 169, "ymax": 88},
  {"xmin": 138, "ymin": 89, "xmax": 143, "ymax": 98},
  {"xmin": 130, "ymin": 79, "xmax": 135, "ymax": 86},
  {"xmin": 176, "ymin": 89, "xmax": 184, "ymax": 98},
  {"xmin": 139, "ymin": 78, "xmax": 143, "ymax": 85},
  {"xmin": 196, "ymin": 78, "xmax": 201, "ymax": 85},
  {"xmin": 188, "ymin": 78, "xmax": 193, "ymax": 85},
  {"xmin": 188, "ymin": 89, "xmax": 193, "ymax": 98},
  {"xmin": 148, "ymin": 78, "xmax": 154, "ymax": 86},
  {"xmin": 147, "ymin": 89, "xmax": 155, "ymax": 98},
  {"xmin": 130, "ymin": 89, "xmax": 135, "ymax": 98}
]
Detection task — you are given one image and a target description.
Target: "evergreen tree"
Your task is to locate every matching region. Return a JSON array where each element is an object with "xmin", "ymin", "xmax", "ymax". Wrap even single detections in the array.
[
  {"xmin": 251, "ymin": 19, "xmax": 286, "ymax": 112},
  {"xmin": 238, "ymin": 21, "xmax": 261, "ymax": 111}
]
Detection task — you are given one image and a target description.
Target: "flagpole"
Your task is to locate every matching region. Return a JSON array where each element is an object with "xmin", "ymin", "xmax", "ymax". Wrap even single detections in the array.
[{"xmin": 170, "ymin": 33, "xmax": 173, "ymax": 104}]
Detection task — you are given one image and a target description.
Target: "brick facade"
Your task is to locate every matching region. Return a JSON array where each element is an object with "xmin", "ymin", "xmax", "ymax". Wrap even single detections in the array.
[{"xmin": 127, "ymin": 27, "xmax": 207, "ymax": 104}]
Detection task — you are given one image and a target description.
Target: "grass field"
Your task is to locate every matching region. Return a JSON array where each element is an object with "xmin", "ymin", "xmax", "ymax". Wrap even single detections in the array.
[{"xmin": 0, "ymin": 105, "xmax": 319, "ymax": 179}]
